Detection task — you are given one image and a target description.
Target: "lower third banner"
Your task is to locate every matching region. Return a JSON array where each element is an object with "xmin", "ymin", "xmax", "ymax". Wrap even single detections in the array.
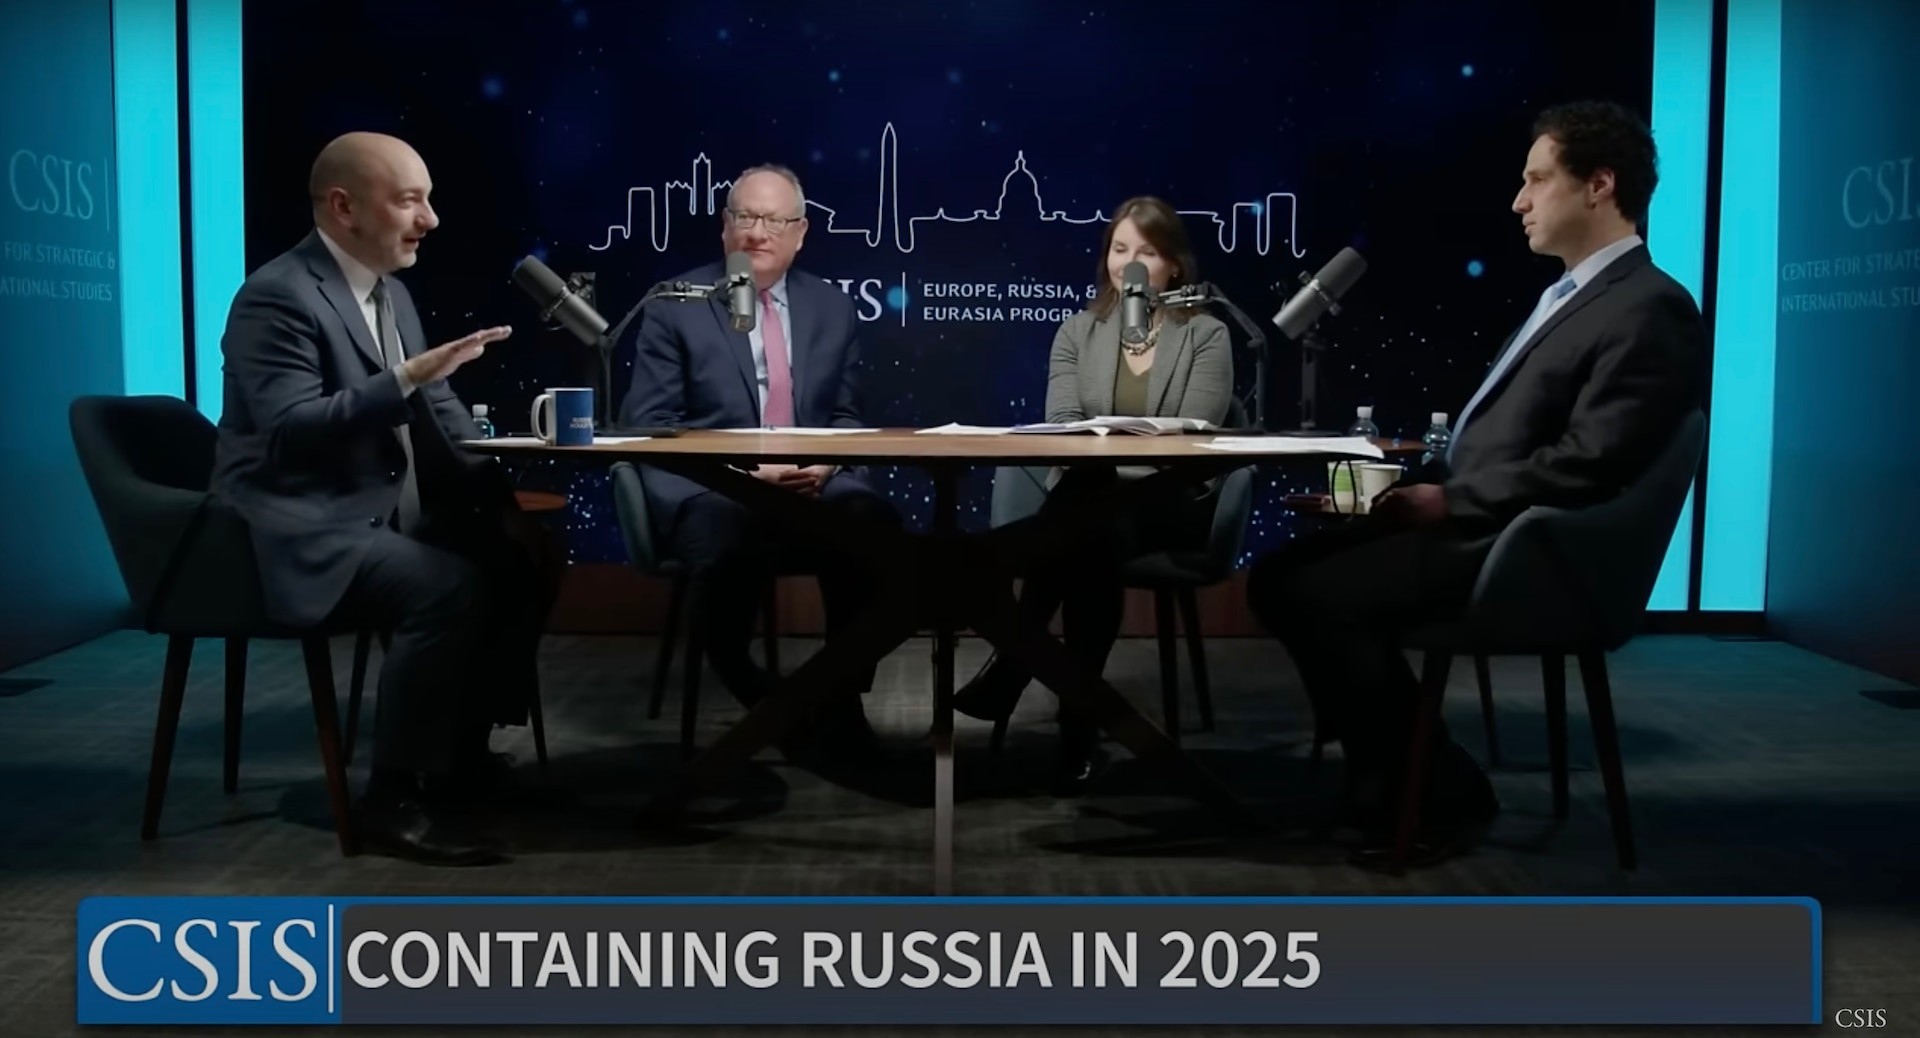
[{"xmin": 76, "ymin": 896, "xmax": 1820, "ymax": 1026}]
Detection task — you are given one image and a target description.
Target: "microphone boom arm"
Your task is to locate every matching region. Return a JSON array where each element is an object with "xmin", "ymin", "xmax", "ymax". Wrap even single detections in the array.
[{"xmin": 592, "ymin": 278, "xmax": 730, "ymax": 433}]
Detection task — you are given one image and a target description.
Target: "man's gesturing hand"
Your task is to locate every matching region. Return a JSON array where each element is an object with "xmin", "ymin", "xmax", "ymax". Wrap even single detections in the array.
[{"xmin": 403, "ymin": 325, "xmax": 512, "ymax": 385}]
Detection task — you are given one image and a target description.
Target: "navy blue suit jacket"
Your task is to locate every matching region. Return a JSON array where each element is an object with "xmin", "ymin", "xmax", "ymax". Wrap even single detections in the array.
[
  {"xmin": 618, "ymin": 261, "xmax": 869, "ymax": 530},
  {"xmin": 211, "ymin": 232, "xmax": 499, "ymax": 627}
]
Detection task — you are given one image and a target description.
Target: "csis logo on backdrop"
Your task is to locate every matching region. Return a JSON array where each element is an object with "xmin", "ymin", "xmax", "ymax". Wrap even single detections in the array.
[
  {"xmin": 585, "ymin": 122, "xmax": 1307, "ymax": 327},
  {"xmin": 8, "ymin": 148, "xmax": 101, "ymax": 221},
  {"xmin": 1842, "ymin": 155, "xmax": 1916, "ymax": 229}
]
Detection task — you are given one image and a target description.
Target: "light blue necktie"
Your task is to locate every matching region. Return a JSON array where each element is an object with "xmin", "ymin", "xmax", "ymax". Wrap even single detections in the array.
[{"xmin": 1450, "ymin": 273, "xmax": 1577, "ymax": 460}]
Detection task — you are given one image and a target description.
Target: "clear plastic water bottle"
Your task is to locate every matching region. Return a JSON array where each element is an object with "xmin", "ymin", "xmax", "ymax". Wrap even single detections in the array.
[
  {"xmin": 1422, "ymin": 411, "xmax": 1452, "ymax": 465},
  {"xmin": 1347, "ymin": 405, "xmax": 1380, "ymax": 439},
  {"xmin": 471, "ymin": 404, "xmax": 496, "ymax": 439}
]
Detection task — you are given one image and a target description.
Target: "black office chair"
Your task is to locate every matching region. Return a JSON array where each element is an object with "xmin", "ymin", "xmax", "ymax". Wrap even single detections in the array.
[
  {"xmin": 1390, "ymin": 410, "xmax": 1707, "ymax": 871},
  {"xmin": 984, "ymin": 459, "xmax": 1256, "ymax": 748},
  {"xmin": 69, "ymin": 395, "xmax": 357, "ymax": 854},
  {"xmin": 609, "ymin": 461, "xmax": 789, "ymax": 756}
]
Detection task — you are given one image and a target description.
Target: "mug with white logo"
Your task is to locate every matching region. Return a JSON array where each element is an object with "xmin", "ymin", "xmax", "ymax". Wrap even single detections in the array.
[{"xmin": 530, "ymin": 387, "xmax": 594, "ymax": 447}]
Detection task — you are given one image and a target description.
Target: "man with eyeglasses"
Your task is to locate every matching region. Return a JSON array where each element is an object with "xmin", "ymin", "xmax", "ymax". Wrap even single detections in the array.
[{"xmin": 620, "ymin": 164, "xmax": 901, "ymax": 759}]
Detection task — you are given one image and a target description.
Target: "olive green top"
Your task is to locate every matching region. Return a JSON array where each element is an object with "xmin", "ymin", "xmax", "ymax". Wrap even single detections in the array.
[{"xmin": 1112, "ymin": 355, "xmax": 1151, "ymax": 417}]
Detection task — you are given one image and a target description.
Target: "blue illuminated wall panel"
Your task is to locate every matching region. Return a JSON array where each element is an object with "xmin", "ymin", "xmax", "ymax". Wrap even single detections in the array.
[
  {"xmin": 1765, "ymin": 0, "xmax": 1920, "ymax": 683},
  {"xmin": 1645, "ymin": 0, "xmax": 1714, "ymax": 611},
  {"xmin": 186, "ymin": 0, "xmax": 243, "ymax": 419},
  {"xmin": 1700, "ymin": 0, "xmax": 1780, "ymax": 611},
  {"xmin": 113, "ymin": 0, "xmax": 184, "ymax": 398},
  {"xmin": 0, "ymin": 0, "xmax": 130, "ymax": 668}
]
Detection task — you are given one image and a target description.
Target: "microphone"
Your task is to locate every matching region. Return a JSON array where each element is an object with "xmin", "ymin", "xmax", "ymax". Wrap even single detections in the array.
[
  {"xmin": 724, "ymin": 251, "xmax": 756, "ymax": 333},
  {"xmin": 1271, "ymin": 247, "xmax": 1367, "ymax": 341},
  {"xmin": 511, "ymin": 256, "xmax": 607, "ymax": 345},
  {"xmin": 1120, "ymin": 261, "xmax": 1151, "ymax": 345}
]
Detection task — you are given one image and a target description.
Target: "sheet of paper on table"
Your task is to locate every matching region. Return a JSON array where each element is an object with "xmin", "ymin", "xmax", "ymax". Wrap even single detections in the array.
[
  {"xmin": 714, "ymin": 427, "xmax": 882, "ymax": 435},
  {"xmin": 1010, "ymin": 416, "xmax": 1213, "ymax": 436},
  {"xmin": 465, "ymin": 436, "xmax": 653, "ymax": 446},
  {"xmin": 915, "ymin": 423, "xmax": 1013, "ymax": 435},
  {"xmin": 1199, "ymin": 436, "xmax": 1384, "ymax": 458}
]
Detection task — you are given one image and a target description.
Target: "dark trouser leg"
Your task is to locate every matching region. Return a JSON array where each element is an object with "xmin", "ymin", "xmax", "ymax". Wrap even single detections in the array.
[
  {"xmin": 668, "ymin": 491, "xmax": 771, "ymax": 708},
  {"xmin": 1245, "ymin": 518, "xmax": 1489, "ymax": 821},
  {"xmin": 988, "ymin": 467, "xmax": 1126, "ymax": 691},
  {"xmin": 421, "ymin": 511, "xmax": 565, "ymax": 757},
  {"xmin": 328, "ymin": 530, "xmax": 486, "ymax": 785},
  {"xmin": 810, "ymin": 473, "xmax": 904, "ymax": 705}
]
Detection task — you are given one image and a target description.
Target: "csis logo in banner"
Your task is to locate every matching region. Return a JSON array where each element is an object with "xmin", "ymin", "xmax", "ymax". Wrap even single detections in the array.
[
  {"xmin": 77, "ymin": 897, "xmax": 340, "ymax": 1025},
  {"xmin": 76, "ymin": 895, "xmax": 1820, "ymax": 1027}
]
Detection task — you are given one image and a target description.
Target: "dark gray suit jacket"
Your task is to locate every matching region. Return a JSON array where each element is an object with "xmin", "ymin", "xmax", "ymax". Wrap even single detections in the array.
[
  {"xmin": 618, "ymin": 261, "xmax": 870, "ymax": 532},
  {"xmin": 1418, "ymin": 244, "xmax": 1708, "ymax": 529},
  {"xmin": 211, "ymin": 231, "xmax": 495, "ymax": 628}
]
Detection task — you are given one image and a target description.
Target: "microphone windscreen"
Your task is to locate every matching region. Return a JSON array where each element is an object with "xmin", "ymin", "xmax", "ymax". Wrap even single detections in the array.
[
  {"xmin": 1316, "ymin": 247, "xmax": 1367, "ymax": 299},
  {"xmin": 725, "ymin": 251, "xmax": 754, "ymax": 281},
  {"xmin": 1122, "ymin": 261, "xmax": 1148, "ymax": 291},
  {"xmin": 511, "ymin": 256, "xmax": 566, "ymax": 301}
]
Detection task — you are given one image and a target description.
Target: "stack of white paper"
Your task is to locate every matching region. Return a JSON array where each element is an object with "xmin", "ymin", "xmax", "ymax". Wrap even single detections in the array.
[
  {"xmin": 715, "ymin": 427, "xmax": 880, "ymax": 435},
  {"xmin": 1010, "ymin": 416, "xmax": 1214, "ymax": 436},
  {"xmin": 1199, "ymin": 436, "xmax": 1384, "ymax": 458},
  {"xmin": 463, "ymin": 436, "xmax": 653, "ymax": 446},
  {"xmin": 915, "ymin": 423, "xmax": 1013, "ymax": 435}
]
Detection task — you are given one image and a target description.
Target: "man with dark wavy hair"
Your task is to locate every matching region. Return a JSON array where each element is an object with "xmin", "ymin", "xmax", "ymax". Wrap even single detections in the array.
[{"xmin": 1247, "ymin": 101, "xmax": 1707, "ymax": 869}]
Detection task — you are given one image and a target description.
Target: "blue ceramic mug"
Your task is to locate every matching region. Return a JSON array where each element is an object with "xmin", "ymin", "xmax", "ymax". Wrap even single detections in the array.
[{"xmin": 530, "ymin": 387, "xmax": 594, "ymax": 446}]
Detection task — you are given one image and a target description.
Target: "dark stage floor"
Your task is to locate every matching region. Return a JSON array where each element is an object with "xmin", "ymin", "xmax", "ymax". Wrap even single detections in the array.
[{"xmin": 2, "ymin": 630, "xmax": 1915, "ymax": 1036}]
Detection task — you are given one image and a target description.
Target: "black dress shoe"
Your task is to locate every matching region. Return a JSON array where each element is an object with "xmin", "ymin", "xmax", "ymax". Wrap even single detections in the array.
[
  {"xmin": 357, "ymin": 795, "xmax": 509, "ymax": 867},
  {"xmin": 952, "ymin": 658, "xmax": 1030, "ymax": 722},
  {"xmin": 813, "ymin": 704, "xmax": 884, "ymax": 758}
]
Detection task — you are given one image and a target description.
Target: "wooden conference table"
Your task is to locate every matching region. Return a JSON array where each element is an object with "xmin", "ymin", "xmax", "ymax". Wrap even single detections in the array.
[{"xmin": 471, "ymin": 428, "xmax": 1401, "ymax": 893}]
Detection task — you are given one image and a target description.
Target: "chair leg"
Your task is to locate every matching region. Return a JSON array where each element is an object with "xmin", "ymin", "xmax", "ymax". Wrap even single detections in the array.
[
  {"xmin": 1392, "ymin": 651, "xmax": 1454, "ymax": 873},
  {"xmin": 680, "ymin": 619, "xmax": 705, "ymax": 760},
  {"xmin": 648, "ymin": 575, "xmax": 688, "ymax": 720},
  {"xmin": 1153, "ymin": 589, "xmax": 1181, "ymax": 742},
  {"xmin": 300, "ymin": 636, "xmax": 358, "ymax": 856},
  {"xmin": 1578, "ymin": 651, "xmax": 1637, "ymax": 870},
  {"xmin": 1542, "ymin": 654, "xmax": 1569, "ymax": 820},
  {"xmin": 142, "ymin": 635, "xmax": 196, "ymax": 841},
  {"xmin": 223, "ymin": 638, "xmax": 247, "ymax": 794},
  {"xmin": 1175, "ymin": 588, "xmax": 1214, "ymax": 732},
  {"xmin": 1473, "ymin": 654, "xmax": 1499, "ymax": 767},
  {"xmin": 989, "ymin": 716, "xmax": 1009, "ymax": 754},
  {"xmin": 762, "ymin": 579, "xmax": 781, "ymax": 676},
  {"xmin": 344, "ymin": 630, "xmax": 373, "ymax": 767},
  {"xmin": 527, "ymin": 685, "xmax": 550, "ymax": 775}
]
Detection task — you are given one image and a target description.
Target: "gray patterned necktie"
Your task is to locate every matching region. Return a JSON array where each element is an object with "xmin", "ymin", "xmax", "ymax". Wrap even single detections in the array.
[{"xmin": 371, "ymin": 278, "xmax": 421, "ymax": 532}]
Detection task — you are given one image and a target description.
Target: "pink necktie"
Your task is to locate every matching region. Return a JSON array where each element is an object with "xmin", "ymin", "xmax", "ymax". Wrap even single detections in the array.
[{"xmin": 760, "ymin": 288, "xmax": 794, "ymax": 427}]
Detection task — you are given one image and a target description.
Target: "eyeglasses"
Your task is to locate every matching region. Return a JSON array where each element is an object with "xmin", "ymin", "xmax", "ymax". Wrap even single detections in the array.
[{"xmin": 726, "ymin": 209, "xmax": 804, "ymax": 233}]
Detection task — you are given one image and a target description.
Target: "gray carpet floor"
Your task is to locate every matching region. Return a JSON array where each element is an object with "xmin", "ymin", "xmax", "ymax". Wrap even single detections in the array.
[{"xmin": 1, "ymin": 629, "xmax": 1915, "ymax": 1035}]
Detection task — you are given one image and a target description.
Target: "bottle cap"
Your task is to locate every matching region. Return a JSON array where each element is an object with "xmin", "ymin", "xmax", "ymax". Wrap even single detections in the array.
[
  {"xmin": 474, "ymin": 405, "xmax": 489, "ymax": 416},
  {"xmin": 1431, "ymin": 412, "xmax": 1448, "ymax": 425},
  {"xmin": 1355, "ymin": 406, "xmax": 1372, "ymax": 418}
]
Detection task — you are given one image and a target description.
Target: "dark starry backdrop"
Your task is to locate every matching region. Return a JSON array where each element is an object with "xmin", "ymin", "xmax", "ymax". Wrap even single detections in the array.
[{"xmin": 241, "ymin": 0, "xmax": 1654, "ymax": 565}]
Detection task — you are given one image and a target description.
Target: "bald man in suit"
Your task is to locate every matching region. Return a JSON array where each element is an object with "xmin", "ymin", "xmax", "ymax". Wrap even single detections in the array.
[{"xmin": 213, "ymin": 132, "xmax": 562, "ymax": 866}]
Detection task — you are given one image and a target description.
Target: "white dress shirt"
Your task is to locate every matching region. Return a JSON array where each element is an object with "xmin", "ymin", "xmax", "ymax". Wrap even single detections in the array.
[
  {"xmin": 1542, "ymin": 232, "xmax": 1644, "ymax": 326},
  {"xmin": 317, "ymin": 229, "xmax": 416, "ymax": 397}
]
